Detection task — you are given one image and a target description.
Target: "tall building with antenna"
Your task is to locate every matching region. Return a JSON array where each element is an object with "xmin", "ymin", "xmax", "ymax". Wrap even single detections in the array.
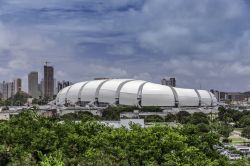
[{"xmin": 43, "ymin": 62, "xmax": 54, "ymax": 98}]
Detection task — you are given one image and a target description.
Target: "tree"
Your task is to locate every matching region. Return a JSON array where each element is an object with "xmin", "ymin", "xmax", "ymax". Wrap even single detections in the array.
[
  {"xmin": 176, "ymin": 111, "xmax": 191, "ymax": 124},
  {"xmin": 102, "ymin": 106, "xmax": 135, "ymax": 120},
  {"xmin": 239, "ymin": 115, "xmax": 250, "ymax": 128},
  {"xmin": 0, "ymin": 109, "xmax": 246, "ymax": 166},
  {"xmin": 218, "ymin": 123, "xmax": 233, "ymax": 139},
  {"xmin": 165, "ymin": 113, "xmax": 176, "ymax": 122},
  {"xmin": 32, "ymin": 98, "xmax": 39, "ymax": 105},
  {"xmin": 61, "ymin": 113, "xmax": 78, "ymax": 121},
  {"xmin": 189, "ymin": 112, "xmax": 209, "ymax": 125},
  {"xmin": 218, "ymin": 107, "xmax": 234, "ymax": 123},
  {"xmin": 241, "ymin": 126, "xmax": 250, "ymax": 139},
  {"xmin": 197, "ymin": 123, "xmax": 210, "ymax": 133}
]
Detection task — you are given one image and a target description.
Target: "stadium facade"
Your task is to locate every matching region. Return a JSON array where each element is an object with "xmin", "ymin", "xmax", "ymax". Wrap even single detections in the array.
[{"xmin": 56, "ymin": 79, "xmax": 217, "ymax": 108}]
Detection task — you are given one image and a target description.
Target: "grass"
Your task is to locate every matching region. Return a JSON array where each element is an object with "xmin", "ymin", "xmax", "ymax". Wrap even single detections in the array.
[
  {"xmin": 229, "ymin": 129, "xmax": 246, "ymax": 144},
  {"xmin": 234, "ymin": 128, "xmax": 243, "ymax": 132},
  {"xmin": 230, "ymin": 137, "xmax": 246, "ymax": 144}
]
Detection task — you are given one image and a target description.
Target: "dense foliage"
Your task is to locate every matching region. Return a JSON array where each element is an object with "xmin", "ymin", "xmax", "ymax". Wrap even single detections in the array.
[
  {"xmin": 0, "ymin": 92, "xmax": 29, "ymax": 106},
  {"xmin": 61, "ymin": 112, "xmax": 101, "ymax": 121},
  {"xmin": 218, "ymin": 107, "xmax": 250, "ymax": 127},
  {"xmin": 0, "ymin": 110, "xmax": 246, "ymax": 165},
  {"xmin": 102, "ymin": 106, "xmax": 162, "ymax": 120},
  {"xmin": 102, "ymin": 106, "xmax": 138, "ymax": 120}
]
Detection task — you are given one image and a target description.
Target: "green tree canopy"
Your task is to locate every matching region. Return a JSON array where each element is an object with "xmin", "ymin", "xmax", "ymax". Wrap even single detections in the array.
[{"xmin": 0, "ymin": 110, "xmax": 247, "ymax": 165}]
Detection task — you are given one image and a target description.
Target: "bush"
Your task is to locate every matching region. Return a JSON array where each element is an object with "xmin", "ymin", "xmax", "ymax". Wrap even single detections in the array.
[
  {"xmin": 197, "ymin": 123, "xmax": 210, "ymax": 133},
  {"xmin": 102, "ymin": 106, "xmax": 137, "ymax": 120},
  {"xmin": 144, "ymin": 115, "xmax": 164, "ymax": 122},
  {"xmin": 165, "ymin": 113, "xmax": 176, "ymax": 122},
  {"xmin": 189, "ymin": 112, "xmax": 209, "ymax": 125},
  {"xmin": 140, "ymin": 106, "xmax": 162, "ymax": 112},
  {"xmin": 176, "ymin": 111, "xmax": 191, "ymax": 124},
  {"xmin": 60, "ymin": 111, "xmax": 99, "ymax": 121}
]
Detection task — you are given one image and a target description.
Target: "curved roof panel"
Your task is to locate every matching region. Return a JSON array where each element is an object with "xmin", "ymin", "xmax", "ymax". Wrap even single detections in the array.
[
  {"xmin": 98, "ymin": 79, "xmax": 132, "ymax": 103},
  {"xmin": 66, "ymin": 81, "xmax": 88, "ymax": 104},
  {"xmin": 80, "ymin": 80, "xmax": 107, "ymax": 102},
  {"xmin": 197, "ymin": 90, "xmax": 212, "ymax": 106},
  {"xmin": 141, "ymin": 82, "xmax": 175, "ymax": 106},
  {"xmin": 119, "ymin": 80, "xmax": 146, "ymax": 106},
  {"xmin": 210, "ymin": 92, "xmax": 218, "ymax": 106},
  {"xmin": 174, "ymin": 88, "xmax": 199, "ymax": 107},
  {"xmin": 57, "ymin": 86, "xmax": 71, "ymax": 105}
]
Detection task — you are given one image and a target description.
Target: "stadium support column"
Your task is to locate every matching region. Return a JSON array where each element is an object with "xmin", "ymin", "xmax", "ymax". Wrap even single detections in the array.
[
  {"xmin": 77, "ymin": 81, "xmax": 89, "ymax": 106},
  {"xmin": 195, "ymin": 89, "xmax": 202, "ymax": 107},
  {"xmin": 95, "ymin": 79, "xmax": 110, "ymax": 106},
  {"xmin": 137, "ymin": 82, "xmax": 147, "ymax": 107},
  {"xmin": 208, "ymin": 92, "xmax": 214, "ymax": 107},
  {"xmin": 65, "ymin": 85, "xmax": 73, "ymax": 105},
  {"xmin": 169, "ymin": 86, "xmax": 179, "ymax": 107}
]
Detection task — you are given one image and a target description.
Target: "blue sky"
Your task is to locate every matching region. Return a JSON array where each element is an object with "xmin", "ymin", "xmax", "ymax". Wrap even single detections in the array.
[{"xmin": 1, "ymin": 0, "xmax": 250, "ymax": 92}]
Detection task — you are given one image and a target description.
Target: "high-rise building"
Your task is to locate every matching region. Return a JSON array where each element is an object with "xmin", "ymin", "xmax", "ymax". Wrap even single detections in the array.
[
  {"xmin": 1, "ymin": 81, "xmax": 14, "ymax": 100},
  {"xmin": 2, "ymin": 82, "xmax": 8, "ymax": 100},
  {"xmin": 44, "ymin": 65, "xmax": 54, "ymax": 98},
  {"xmin": 1, "ymin": 81, "xmax": 15, "ymax": 100},
  {"xmin": 7, "ymin": 82, "xmax": 14, "ymax": 99},
  {"xmin": 54, "ymin": 79, "xmax": 57, "ymax": 96},
  {"xmin": 28, "ymin": 72, "xmax": 39, "ymax": 98},
  {"xmin": 0, "ymin": 83, "xmax": 3, "ymax": 92},
  {"xmin": 161, "ymin": 77, "xmax": 176, "ymax": 87},
  {"xmin": 0, "ymin": 83, "xmax": 3, "ymax": 99},
  {"xmin": 13, "ymin": 78, "xmax": 22, "ymax": 94},
  {"xmin": 210, "ymin": 89, "xmax": 245, "ymax": 103}
]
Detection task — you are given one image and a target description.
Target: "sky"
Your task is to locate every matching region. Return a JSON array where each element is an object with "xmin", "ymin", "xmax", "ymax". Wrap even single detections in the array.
[{"xmin": 1, "ymin": 0, "xmax": 250, "ymax": 92}]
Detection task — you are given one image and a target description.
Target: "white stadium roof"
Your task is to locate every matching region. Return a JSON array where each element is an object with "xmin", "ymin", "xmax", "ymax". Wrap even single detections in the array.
[{"xmin": 56, "ymin": 79, "xmax": 217, "ymax": 107}]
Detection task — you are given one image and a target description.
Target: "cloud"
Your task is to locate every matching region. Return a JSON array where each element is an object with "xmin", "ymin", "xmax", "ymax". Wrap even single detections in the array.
[{"xmin": 0, "ymin": 0, "xmax": 250, "ymax": 92}]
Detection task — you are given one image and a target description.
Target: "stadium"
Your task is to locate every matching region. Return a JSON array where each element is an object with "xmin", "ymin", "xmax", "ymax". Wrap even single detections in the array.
[{"xmin": 56, "ymin": 79, "xmax": 217, "ymax": 108}]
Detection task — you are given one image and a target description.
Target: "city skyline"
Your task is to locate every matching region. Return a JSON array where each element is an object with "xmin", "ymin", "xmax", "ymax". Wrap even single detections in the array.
[{"xmin": 1, "ymin": 0, "xmax": 250, "ymax": 91}]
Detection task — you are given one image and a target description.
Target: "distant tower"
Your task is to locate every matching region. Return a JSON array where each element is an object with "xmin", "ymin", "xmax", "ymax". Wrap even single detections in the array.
[
  {"xmin": 0, "ymin": 82, "xmax": 3, "ymax": 99},
  {"xmin": 7, "ymin": 82, "xmax": 14, "ymax": 99},
  {"xmin": 161, "ymin": 77, "xmax": 176, "ymax": 87},
  {"xmin": 14, "ymin": 78, "xmax": 22, "ymax": 94},
  {"xmin": 44, "ymin": 62, "xmax": 54, "ymax": 98},
  {"xmin": 28, "ymin": 72, "xmax": 39, "ymax": 98}
]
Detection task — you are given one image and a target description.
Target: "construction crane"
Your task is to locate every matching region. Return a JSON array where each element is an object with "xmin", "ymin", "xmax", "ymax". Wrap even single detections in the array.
[{"xmin": 45, "ymin": 61, "xmax": 51, "ymax": 66}]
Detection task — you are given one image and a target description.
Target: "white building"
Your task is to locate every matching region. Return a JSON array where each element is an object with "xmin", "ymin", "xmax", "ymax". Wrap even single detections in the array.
[{"xmin": 56, "ymin": 79, "xmax": 217, "ymax": 108}]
